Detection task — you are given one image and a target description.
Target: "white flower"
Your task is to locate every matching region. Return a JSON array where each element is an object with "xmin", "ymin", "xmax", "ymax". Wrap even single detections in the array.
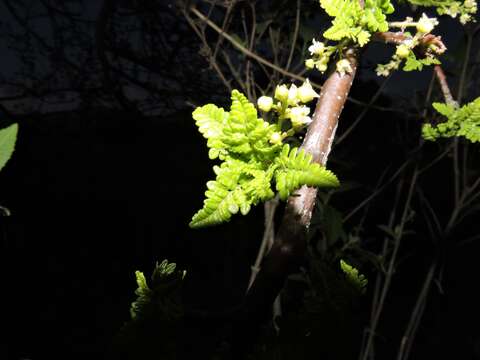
[
  {"xmin": 308, "ymin": 39, "xmax": 325, "ymax": 55},
  {"xmin": 287, "ymin": 84, "xmax": 299, "ymax": 106},
  {"xmin": 416, "ymin": 13, "xmax": 438, "ymax": 33},
  {"xmin": 336, "ymin": 59, "xmax": 352, "ymax": 76},
  {"xmin": 257, "ymin": 96, "xmax": 273, "ymax": 112},
  {"xmin": 288, "ymin": 106, "xmax": 312, "ymax": 128},
  {"xmin": 274, "ymin": 84, "xmax": 289, "ymax": 101},
  {"xmin": 297, "ymin": 79, "xmax": 319, "ymax": 103}
]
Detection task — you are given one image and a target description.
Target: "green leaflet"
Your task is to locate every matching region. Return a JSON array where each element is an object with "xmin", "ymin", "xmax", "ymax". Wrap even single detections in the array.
[
  {"xmin": 422, "ymin": 97, "xmax": 480, "ymax": 142},
  {"xmin": 190, "ymin": 90, "xmax": 340, "ymax": 228},
  {"xmin": 319, "ymin": 0, "xmax": 394, "ymax": 46},
  {"xmin": 193, "ymin": 90, "xmax": 280, "ymax": 161},
  {"xmin": 130, "ymin": 260, "xmax": 186, "ymax": 321},
  {"xmin": 403, "ymin": 54, "xmax": 440, "ymax": 72},
  {"xmin": 340, "ymin": 259, "xmax": 368, "ymax": 294},
  {"xmin": 274, "ymin": 145, "xmax": 339, "ymax": 200},
  {"xmin": 0, "ymin": 123, "xmax": 18, "ymax": 172}
]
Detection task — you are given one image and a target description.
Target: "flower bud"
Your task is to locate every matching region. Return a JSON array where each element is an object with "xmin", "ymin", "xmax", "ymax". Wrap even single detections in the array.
[
  {"xmin": 305, "ymin": 58, "xmax": 315, "ymax": 69},
  {"xmin": 416, "ymin": 13, "xmax": 438, "ymax": 33},
  {"xmin": 316, "ymin": 61, "xmax": 328, "ymax": 73},
  {"xmin": 269, "ymin": 132, "xmax": 282, "ymax": 144},
  {"xmin": 287, "ymin": 84, "xmax": 299, "ymax": 106},
  {"xmin": 395, "ymin": 44, "xmax": 410, "ymax": 58},
  {"xmin": 274, "ymin": 84, "xmax": 289, "ymax": 101},
  {"xmin": 297, "ymin": 79, "xmax": 319, "ymax": 103},
  {"xmin": 257, "ymin": 96, "xmax": 273, "ymax": 112},
  {"xmin": 336, "ymin": 59, "xmax": 352, "ymax": 76},
  {"xmin": 288, "ymin": 106, "xmax": 312, "ymax": 129}
]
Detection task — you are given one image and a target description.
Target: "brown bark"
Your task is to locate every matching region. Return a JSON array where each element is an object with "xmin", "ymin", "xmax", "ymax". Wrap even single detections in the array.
[{"xmin": 243, "ymin": 49, "xmax": 359, "ymax": 323}]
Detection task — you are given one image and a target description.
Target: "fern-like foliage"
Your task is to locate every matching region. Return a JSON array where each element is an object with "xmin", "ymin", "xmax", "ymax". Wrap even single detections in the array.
[
  {"xmin": 403, "ymin": 53, "xmax": 440, "ymax": 71},
  {"xmin": 340, "ymin": 259, "xmax": 368, "ymax": 294},
  {"xmin": 422, "ymin": 97, "xmax": 480, "ymax": 142},
  {"xmin": 0, "ymin": 123, "xmax": 18, "ymax": 172},
  {"xmin": 320, "ymin": 0, "xmax": 394, "ymax": 46},
  {"xmin": 190, "ymin": 90, "xmax": 339, "ymax": 228},
  {"xmin": 274, "ymin": 145, "xmax": 339, "ymax": 200},
  {"xmin": 130, "ymin": 260, "xmax": 186, "ymax": 321}
]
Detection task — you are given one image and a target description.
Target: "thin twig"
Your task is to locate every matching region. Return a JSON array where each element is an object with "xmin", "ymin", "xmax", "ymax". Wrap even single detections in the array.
[
  {"xmin": 361, "ymin": 167, "xmax": 419, "ymax": 360},
  {"xmin": 397, "ymin": 261, "xmax": 437, "ymax": 360},
  {"xmin": 336, "ymin": 74, "xmax": 392, "ymax": 145},
  {"xmin": 285, "ymin": 0, "xmax": 301, "ymax": 71}
]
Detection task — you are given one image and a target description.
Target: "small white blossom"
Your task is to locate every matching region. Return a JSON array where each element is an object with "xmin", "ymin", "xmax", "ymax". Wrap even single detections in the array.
[
  {"xmin": 288, "ymin": 106, "xmax": 312, "ymax": 128},
  {"xmin": 416, "ymin": 13, "xmax": 438, "ymax": 33},
  {"xmin": 274, "ymin": 84, "xmax": 289, "ymax": 101},
  {"xmin": 464, "ymin": 0, "xmax": 476, "ymax": 8},
  {"xmin": 297, "ymin": 79, "xmax": 319, "ymax": 103},
  {"xmin": 336, "ymin": 59, "xmax": 353, "ymax": 76},
  {"xmin": 287, "ymin": 84, "xmax": 299, "ymax": 106},
  {"xmin": 460, "ymin": 13, "xmax": 472, "ymax": 24},
  {"xmin": 308, "ymin": 39, "xmax": 325, "ymax": 55},
  {"xmin": 257, "ymin": 96, "xmax": 273, "ymax": 112}
]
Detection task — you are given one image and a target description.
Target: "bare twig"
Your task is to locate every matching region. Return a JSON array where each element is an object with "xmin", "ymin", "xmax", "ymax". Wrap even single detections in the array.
[{"xmin": 285, "ymin": 0, "xmax": 301, "ymax": 71}]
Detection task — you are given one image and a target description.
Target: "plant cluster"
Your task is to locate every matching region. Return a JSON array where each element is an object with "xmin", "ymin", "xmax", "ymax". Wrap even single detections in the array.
[
  {"xmin": 406, "ymin": 0, "xmax": 477, "ymax": 24},
  {"xmin": 340, "ymin": 259, "xmax": 368, "ymax": 294},
  {"xmin": 423, "ymin": 97, "xmax": 480, "ymax": 142},
  {"xmin": 376, "ymin": 13, "xmax": 446, "ymax": 76},
  {"xmin": 190, "ymin": 88, "xmax": 340, "ymax": 228},
  {"xmin": 129, "ymin": 260, "xmax": 186, "ymax": 322}
]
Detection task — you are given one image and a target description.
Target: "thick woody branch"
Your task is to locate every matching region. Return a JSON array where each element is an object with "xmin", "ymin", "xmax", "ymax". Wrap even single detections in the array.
[
  {"xmin": 372, "ymin": 32, "xmax": 447, "ymax": 56},
  {"xmin": 243, "ymin": 49, "xmax": 359, "ymax": 323}
]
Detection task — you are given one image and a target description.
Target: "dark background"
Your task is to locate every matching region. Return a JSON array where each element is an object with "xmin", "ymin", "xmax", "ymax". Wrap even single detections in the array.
[{"xmin": 1, "ymin": 1, "xmax": 480, "ymax": 359}]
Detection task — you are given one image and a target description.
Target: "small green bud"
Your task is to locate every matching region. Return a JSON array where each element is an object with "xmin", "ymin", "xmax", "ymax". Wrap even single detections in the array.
[
  {"xmin": 305, "ymin": 58, "xmax": 315, "ymax": 69},
  {"xmin": 316, "ymin": 61, "xmax": 328, "ymax": 73},
  {"xmin": 269, "ymin": 132, "xmax": 283, "ymax": 144},
  {"xmin": 395, "ymin": 44, "xmax": 410, "ymax": 58},
  {"xmin": 416, "ymin": 13, "xmax": 437, "ymax": 33},
  {"xmin": 257, "ymin": 96, "xmax": 273, "ymax": 112}
]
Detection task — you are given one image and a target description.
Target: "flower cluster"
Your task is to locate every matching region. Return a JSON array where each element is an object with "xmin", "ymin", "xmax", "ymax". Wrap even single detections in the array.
[
  {"xmin": 376, "ymin": 13, "xmax": 442, "ymax": 77},
  {"xmin": 305, "ymin": 39, "xmax": 353, "ymax": 76},
  {"xmin": 257, "ymin": 80, "xmax": 319, "ymax": 143},
  {"xmin": 436, "ymin": 0, "xmax": 477, "ymax": 24},
  {"xmin": 305, "ymin": 39, "xmax": 336, "ymax": 73}
]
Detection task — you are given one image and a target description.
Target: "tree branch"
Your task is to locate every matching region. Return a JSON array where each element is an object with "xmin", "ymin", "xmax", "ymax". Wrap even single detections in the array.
[{"xmin": 236, "ymin": 48, "xmax": 359, "ymax": 355}]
